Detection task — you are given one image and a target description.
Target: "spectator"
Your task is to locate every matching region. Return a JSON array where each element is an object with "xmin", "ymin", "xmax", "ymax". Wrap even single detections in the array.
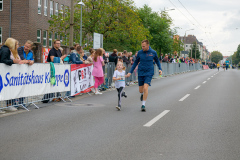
[
  {"xmin": 47, "ymin": 40, "xmax": 66, "ymax": 102},
  {"xmin": 102, "ymin": 49, "xmax": 109, "ymax": 64},
  {"xmin": 0, "ymin": 38, "xmax": 27, "ymax": 112},
  {"xmin": 69, "ymin": 48, "xmax": 84, "ymax": 64},
  {"xmin": 73, "ymin": 43, "xmax": 80, "ymax": 53},
  {"xmin": 159, "ymin": 53, "xmax": 163, "ymax": 62},
  {"xmin": 17, "ymin": 40, "xmax": 35, "ymax": 106},
  {"xmin": 117, "ymin": 52, "xmax": 122, "ymax": 57},
  {"xmin": 132, "ymin": 51, "xmax": 138, "ymax": 62},
  {"xmin": 82, "ymin": 51, "xmax": 88, "ymax": 60},
  {"xmin": 162, "ymin": 54, "xmax": 169, "ymax": 63},
  {"xmin": 47, "ymin": 39, "xmax": 67, "ymax": 63},
  {"xmin": 17, "ymin": 40, "xmax": 34, "ymax": 65},
  {"xmin": 92, "ymin": 48, "xmax": 105, "ymax": 95},
  {"xmin": 118, "ymin": 56, "xmax": 123, "ymax": 63},
  {"xmin": 128, "ymin": 52, "xmax": 133, "ymax": 65},
  {"xmin": 109, "ymin": 49, "xmax": 118, "ymax": 66},
  {"xmin": 0, "ymin": 38, "xmax": 24, "ymax": 65},
  {"xmin": 76, "ymin": 46, "xmax": 85, "ymax": 62},
  {"xmin": 85, "ymin": 48, "xmax": 95, "ymax": 64},
  {"xmin": 64, "ymin": 46, "xmax": 74, "ymax": 63},
  {"xmin": 122, "ymin": 50, "xmax": 130, "ymax": 66}
]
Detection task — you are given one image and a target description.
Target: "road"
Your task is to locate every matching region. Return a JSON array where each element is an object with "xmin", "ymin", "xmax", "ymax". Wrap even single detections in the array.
[{"xmin": 1, "ymin": 69, "xmax": 240, "ymax": 160}]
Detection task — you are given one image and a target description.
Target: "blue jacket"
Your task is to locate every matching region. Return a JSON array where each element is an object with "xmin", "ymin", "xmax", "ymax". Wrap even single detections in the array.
[
  {"xmin": 17, "ymin": 46, "xmax": 34, "ymax": 60},
  {"xmin": 130, "ymin": 47, "xmax": 162, "ymax": 76},
  {"xmin": 69, "ymin": 52, "xmax": 83, "ymax": 64}
]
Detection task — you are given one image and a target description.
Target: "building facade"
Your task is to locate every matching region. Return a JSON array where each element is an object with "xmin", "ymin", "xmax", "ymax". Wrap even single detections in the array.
[
  {"xmin": 180, "ymin": 35, "xmax": 204, "ymax": 59},
  {"xmin": 0, "ymin": 0, "xmax": 70, "ymax": 62}
]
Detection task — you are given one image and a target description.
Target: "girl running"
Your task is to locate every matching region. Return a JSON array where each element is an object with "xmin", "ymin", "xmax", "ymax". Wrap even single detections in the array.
[{"xmin": 113, "ymin": 61, "xmax": 127, "ymax": 111}]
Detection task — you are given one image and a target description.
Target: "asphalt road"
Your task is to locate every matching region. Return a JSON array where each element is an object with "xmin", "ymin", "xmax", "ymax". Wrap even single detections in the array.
[{"xmin": 1, "ymin": 68, "xmax": 240, "ymax": 160}]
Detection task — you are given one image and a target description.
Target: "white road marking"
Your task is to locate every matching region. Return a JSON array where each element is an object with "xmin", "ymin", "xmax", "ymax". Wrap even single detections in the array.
[
  {"xmin": 211, "ymin": 76, "xmax": 213, "ymax": 77},
  {"xmin": 179, "ymin": 94, "xmax": 190, "ymax": 101},
  {"xmin": 203, "ymin": 81, "xmax": 207, "ymax": 84},
  {"xmin": 207, "ymin": 78, "xmax": 210, "ymax": 80},
  {"xmin": 194, "ymin": 85, "xmax": 201, "ymax": 90},
  {"xmin": 144, "ymin": 110, "xmax": 170, "ymax": 127}
]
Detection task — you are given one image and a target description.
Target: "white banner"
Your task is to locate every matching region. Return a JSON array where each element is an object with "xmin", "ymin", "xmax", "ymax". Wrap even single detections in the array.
[
  {"xmin": 0, "ymin": 63, "xmax": 70, "ymax": 101},
  {"xmin": 70, "ymin": 64, "xmax": 94, "ymax": 96}
]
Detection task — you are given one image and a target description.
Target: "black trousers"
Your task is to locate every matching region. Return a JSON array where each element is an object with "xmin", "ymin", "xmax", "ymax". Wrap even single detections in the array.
[{"xmin": 117, "ymin": 87, "xmax": 124, "ymax": 107}]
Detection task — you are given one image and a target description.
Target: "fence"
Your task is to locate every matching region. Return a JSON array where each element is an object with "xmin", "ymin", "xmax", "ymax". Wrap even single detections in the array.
[{"xmin": 0, "ymin": 62, "xmax": 202, "ymax": 112}]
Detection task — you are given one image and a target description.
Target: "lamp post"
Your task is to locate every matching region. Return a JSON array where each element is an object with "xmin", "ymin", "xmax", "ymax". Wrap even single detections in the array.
[{"xmin": 78, "ymin": 0, "xmax": 85, "ymax": 47}]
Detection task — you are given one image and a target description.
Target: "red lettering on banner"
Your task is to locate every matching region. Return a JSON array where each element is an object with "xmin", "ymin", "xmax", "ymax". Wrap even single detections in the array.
[{"xmin": 203, "ymin": 65, "xmax": 209, "ymax": 70}]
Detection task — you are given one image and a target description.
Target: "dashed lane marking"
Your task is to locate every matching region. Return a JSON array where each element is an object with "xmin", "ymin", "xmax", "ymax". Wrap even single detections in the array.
[
  {"xmin": 194, "ymin": 85, "xmax": 201, "ymax": 90},
  {"xmin": 203, "ymin": 81, "xmax": 207, "ymax": 84},
  {"xmin": 179, "ymin": 94, "xmax": 190, "ymax": 102},
  {"xmin": 144, "ymin": 110, "xmax": 170, "ymax": 127}
]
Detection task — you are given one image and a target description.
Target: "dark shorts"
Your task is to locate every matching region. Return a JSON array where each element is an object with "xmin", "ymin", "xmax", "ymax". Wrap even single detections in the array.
[{"xmin": 138, "ymin": 76, "xmax": 153, "ymax": 86}]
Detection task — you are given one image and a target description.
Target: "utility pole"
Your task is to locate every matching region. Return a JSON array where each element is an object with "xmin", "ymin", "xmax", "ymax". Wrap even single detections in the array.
[
  {"xmin": 195, "ymin": 41, "xmax": 197, "ymax": 60},
  {"xmin": 69, "ymin": 0, "xmax": 74, "ymax": 47}
]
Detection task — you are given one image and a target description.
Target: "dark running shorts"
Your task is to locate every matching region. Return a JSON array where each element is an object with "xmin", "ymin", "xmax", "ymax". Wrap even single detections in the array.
[{"xmin": 138, "ymin": 76, "xmax": 153, "ymax": 86}]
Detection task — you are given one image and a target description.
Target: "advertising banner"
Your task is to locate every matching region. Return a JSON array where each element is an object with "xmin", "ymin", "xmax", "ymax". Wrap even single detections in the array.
[
  {"xmin": 42, "ymin": 48, "xmax": 51, "ymax": 63},
  {"xmin": 0, "ymin": 64, "xmax": 70, "ymax": 101},
  {"xmin": 71, "ymin": 64, "xmax": 94, "ymax": 96}
]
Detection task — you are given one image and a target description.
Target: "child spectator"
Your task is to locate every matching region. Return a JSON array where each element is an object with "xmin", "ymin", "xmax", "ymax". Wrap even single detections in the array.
[
  {"xmin": 92, "ymin": 48, "xmax": 105, "ymax": 95},
  {"xmin": 113, "ymin": 61, "xmax": 127, "ymax": 110}
]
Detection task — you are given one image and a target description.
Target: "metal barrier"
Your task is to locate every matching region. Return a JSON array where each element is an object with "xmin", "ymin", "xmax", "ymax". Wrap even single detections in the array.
[{"xmin": 0, "ymin": 62, "xmax": 202, "ymax": 113}]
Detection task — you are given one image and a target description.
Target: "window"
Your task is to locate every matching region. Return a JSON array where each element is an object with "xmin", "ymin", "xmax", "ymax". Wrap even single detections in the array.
[
  {"xmin": 38, "ymin": 0, "xmax": 42, "ymax": 14},
  {"xmin": 43, "ymin": 30, "xmax": 47, "ymax": 47},
  {"xmin": 44, "ymin": 0, "xmax": 48, "ymax": 16},
  {"xmin": 49, "ymin": 32, "xmax": 52, "ymax": 48},
  {"xmin": 54, "ymin": 33, "xmax": 58, "ymax": 40},
  {"xmin": 50, "ymin": 1, "xmax": 53, "ymax": 17},
  {"xmin": 0, "ymin": 27, "xmax": 2, "ymax": 44},
  {"xmin": 186, "ymin": 45, "xmax": 188, "ymax": 47},
  {"xmin": 0, "ymin": 0, "xmax": 3, "ymax": 11},
  {"xmin": 55, "ymin": 2, "xmax": 58, "ymax": 16},
  {"xmin": 37, "ymin": 30, "xmax": 41, "ymax": 43}
]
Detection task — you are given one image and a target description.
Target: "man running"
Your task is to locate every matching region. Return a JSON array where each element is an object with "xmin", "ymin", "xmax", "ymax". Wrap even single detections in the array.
[
  {"xmin": 225, "ymin": 59, "xmax": 230, "ymax": 70},
  {"xmin": 126, "ymin": 40, "xmax": 162, "ymax": 111}
]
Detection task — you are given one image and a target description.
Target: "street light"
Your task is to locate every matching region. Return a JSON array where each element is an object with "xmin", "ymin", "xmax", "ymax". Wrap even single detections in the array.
[
  {"xmin": 160, "ymin": 8, "xmax": 175, "ymax": 18},
  {"xmin": 78, "ymin": 0, "xmax": 85, "ymax": 47}
]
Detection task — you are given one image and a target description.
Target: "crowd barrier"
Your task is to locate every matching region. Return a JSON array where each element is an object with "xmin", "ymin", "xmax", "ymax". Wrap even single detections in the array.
[{"xmin": 0, "ymin": 62, "xmax": 202, "ymax": 112}]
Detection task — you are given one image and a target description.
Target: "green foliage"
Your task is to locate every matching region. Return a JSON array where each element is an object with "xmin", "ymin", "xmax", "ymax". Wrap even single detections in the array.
[
  {"xmin": 137, "ymin": 5, "xmax": 175, "ymax": 55},
  {"xmin": 231, "ymin": 44, "xmax": 240, "ymax": 64},
  {"xmin": 48, "ymin": 0, "xmax": 149, "ymax": 51},
  {"xmin": 189, "ymin": 42, "xmax": 201, "ymax": 59},
  {"xmin": 172, "ymin": 36, "xmax": 184, "ymax": 56},
  {"xmin": 210, "ymin": 51, "xmax": 223, "ymax": 63}
]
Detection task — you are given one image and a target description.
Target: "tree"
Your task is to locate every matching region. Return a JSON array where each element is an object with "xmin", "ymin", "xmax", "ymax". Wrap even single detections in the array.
[
  {"xmin": 137, "ymin": 5, "xmax": 174, "ymax": 55},
  {"xmin": 231, "ymin": 44, "xmax": 240, "ymax": 65},
  {"xmin": 48, "ymin": 0, "xmax": 149, "ymax": 51},
  {"xmin": 189, "ymin": 42, "xmax": 200, "ymax": 59},
  {"xmin": 172, "ymin": 35, "xmax": 184, "ymax": 56},
  {"xmin": 210, "ymin": 51, "xmax": 223, "ymax": 63}
]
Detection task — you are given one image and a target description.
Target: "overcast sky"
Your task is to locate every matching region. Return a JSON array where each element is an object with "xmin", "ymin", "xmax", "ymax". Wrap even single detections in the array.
[{"xmin": 133, "ymin": 0, "xmax": 240, "ymax": 56}]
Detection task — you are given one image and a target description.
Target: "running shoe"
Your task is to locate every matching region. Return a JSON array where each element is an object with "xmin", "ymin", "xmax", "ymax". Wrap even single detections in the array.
[
  {"xmin": 116, "ymin": 105, "xmax": 121, "ymax": 111},
  {"xmin": 122, "ymin": 91, "xmax": 127, "ymax": 98},
  {"xmin": 141, "ymin": 105, "xmax": 146, "ymax": 112}
]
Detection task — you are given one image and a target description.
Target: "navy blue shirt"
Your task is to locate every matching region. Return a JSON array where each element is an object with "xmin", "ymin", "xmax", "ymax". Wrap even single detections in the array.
[{"xmin": 130, "ymin": 47, "xmax": 162, "ymax": 76}]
